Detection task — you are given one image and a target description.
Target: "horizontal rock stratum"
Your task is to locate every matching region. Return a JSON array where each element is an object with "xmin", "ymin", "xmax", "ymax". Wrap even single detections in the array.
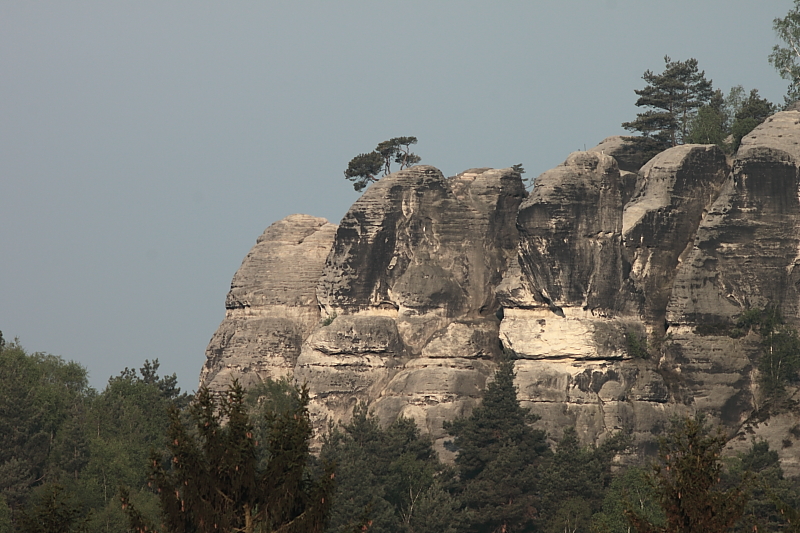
[{"xmin": 201, "ymin": 112, "xmax": 800, "ymax": 472}]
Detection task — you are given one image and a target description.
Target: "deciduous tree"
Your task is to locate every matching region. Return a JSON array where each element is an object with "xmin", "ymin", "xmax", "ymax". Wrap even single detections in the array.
[{"xmin": 770, "ymin": 0, "xmax": 800, "ymax": 105}]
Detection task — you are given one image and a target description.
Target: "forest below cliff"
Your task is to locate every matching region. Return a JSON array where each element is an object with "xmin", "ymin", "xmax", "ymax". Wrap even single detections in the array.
[{"xmin": 2, "ymin": 336, "xmax": 799, "ymax": 533}]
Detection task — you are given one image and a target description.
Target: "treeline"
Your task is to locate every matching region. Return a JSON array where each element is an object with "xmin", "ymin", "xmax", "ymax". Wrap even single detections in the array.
[
  {"xmin": 1, "ymin": 334, "xmax": 800, "ymax": 533},
  {"xmin": 0, "ymin": 333, "xmax": 188, "ymax": 532},
  {"xmin": 621, "ymin": 55, "xmax": 778, "ymax": 163}
]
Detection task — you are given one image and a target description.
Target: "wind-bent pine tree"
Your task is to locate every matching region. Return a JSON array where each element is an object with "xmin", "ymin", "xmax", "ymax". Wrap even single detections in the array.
[{"xmin": 344, "ymin": 137, "xmax": 421, "ymax": 191}]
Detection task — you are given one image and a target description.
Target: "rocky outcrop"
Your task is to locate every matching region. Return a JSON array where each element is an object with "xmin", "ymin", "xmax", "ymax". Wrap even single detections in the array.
[
  {"xmin": 200, "ymin": 214, "xmax": 337, "ymax": 392},
  {"xmin": 661, "ymin": 111, "xmax": 800, "ymax": 473},
  {"xmin": 306, "ymin": 166, "xmax": 526, "ymax": 450},
  {"xmin": 589, "ymin": 135, "xmax": 651, "ymax": 174},
  {"xmin": 622, "ymin": 144, "xmax": 729, "ymax": 325},
  {"xmin": 667, "ymin": 112, "xmax": 800, "ymax": 328},
  {"xmin": 200, "ymin": 111, "xmax": 800, "ymax": 474}
]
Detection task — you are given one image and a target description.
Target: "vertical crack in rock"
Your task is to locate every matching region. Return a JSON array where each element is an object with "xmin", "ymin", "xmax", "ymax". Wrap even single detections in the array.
[
  {"xmin": 200, "ymin": 113, "xmax": 800, "ymax": 474},
  {"xmin": 309, "ymin": 165, "xmax": 526, "ymax": 451},
  {"xmin": 622, "ymin": 144, "xmax": 729, "ymax": 327}
]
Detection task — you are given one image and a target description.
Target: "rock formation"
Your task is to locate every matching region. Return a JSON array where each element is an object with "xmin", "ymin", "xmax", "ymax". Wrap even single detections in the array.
[
  {"xmin": 201, "ymin": 111, "xmax": 800, "ymax": 473},
  {"xmin": 199, "ymin": 214, "xmax": 337, "ymax": 391}
]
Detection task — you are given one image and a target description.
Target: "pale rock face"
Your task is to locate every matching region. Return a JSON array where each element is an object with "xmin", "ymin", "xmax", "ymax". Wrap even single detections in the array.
[
  {"xmin": 200, "ymin": 113, "xmax": 800, "ymax": 474},
  {"xmin": 301, "ymin": 165, "xmax": 525, "ymax": 448},
  {"xmin": 200, "ymin": 214, "xmax": 337, "ymax": 392},
  {"xmin": 622, "ymin": 144, "xmax": 729, "ymax": 324},
  {"xmin": 501, "ymin": 308, "xmax": 635, "ymax": 360},
  {"xmin": 589, "ymin": 135, "xmax": 651, "ymax": 174},
  {"xmin": 294, "ymin": 315, "xmax": 403, "ymax": 440}
]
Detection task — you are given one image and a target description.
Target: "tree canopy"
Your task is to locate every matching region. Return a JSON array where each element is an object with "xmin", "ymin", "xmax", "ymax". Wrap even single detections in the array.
[
  {"xmin": 770, "ymin": 0, "xmax": 800, "ymax": 105},
  {"xmin": 625, "ymin": 416, "xmax": 747, "ymax": 533},
  {"xmin": 623, "ymin": 56, "xmax": 713, "ymax": 160},
  {"xmin": 320, "ymin": 404, "xmax": 458, "ymax": 533},
  {"xmin": 444, "ymin": 357, "xmax": 549, "ymax": 533},
  {"xmin": 344, "ymin": 137, "xmax": 421, "ymax": 191},
  {"xmin": 124, "ymin": 380, "xmax": 333, "ymax": 533}
]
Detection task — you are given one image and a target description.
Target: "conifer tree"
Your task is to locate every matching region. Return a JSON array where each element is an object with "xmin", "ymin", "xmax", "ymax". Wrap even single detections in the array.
[
  {"xmin": 123, "ymin": 380, "xmax": 333, "ymax": 533},
  {"xmin": 623, "ymin": 56, "xmax": 713, "ymax": 160},
  {"xmin": 321, "ymin": 403, "xmax": 457, "ymax": 533},
  {"xmin": 344, "ymin": 137, "xmax": 421, "ymax": 191},
  {"xmin": 686, "ymin": 89, "xmax": 727, "ymax": 147},
  {"xmin": 625, "ymin": 416, "xmax": 746, "ymax": 533},
  {"xmin": 445, "ymin": 356, "xmax": 549, "ymax": 533},
  {"xmin": 537, "ymin": 427, "xmax": 629, "ymax": 533},
  {"xmin": 723, "ymin": 440, "xmax": 800, "ymax": 532},
  {"xmin": 19, "ymin": 483, "xmax": 88, "ymax": 533},
  {"xmin": 729, "ymin": 89, "xmax": 777, "ymax": 152}
]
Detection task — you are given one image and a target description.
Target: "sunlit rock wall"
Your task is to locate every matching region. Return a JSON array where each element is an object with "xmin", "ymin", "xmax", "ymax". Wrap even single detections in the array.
[{"xmin": 201, "ymin": 111, "xmax": 800, "ymax": 473}]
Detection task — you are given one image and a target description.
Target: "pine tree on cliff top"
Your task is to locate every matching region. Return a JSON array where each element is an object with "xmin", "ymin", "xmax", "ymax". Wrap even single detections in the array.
[{"xmin": 623, "ymin": 56, "xmax": 713, "ymax": 160}]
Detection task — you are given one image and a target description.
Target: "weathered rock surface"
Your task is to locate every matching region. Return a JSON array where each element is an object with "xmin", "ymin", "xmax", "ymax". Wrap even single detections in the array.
[
  {"xmin": 508, "ymin": 151, "xmax": 626, "ymax": 314},
  {"xmin": 622, "ymin": 144, "xmax": 729, "ymax": 324},
  {"xmin": 200, "ymin": 214, "xmax": 337, "ymax": 392},
  {"xmin": 667, "ymin": 112, "xmax": 800, "ymax": 328},
  {"xmin": 589, "ymin": 135, "xmax": 652, "ymax": 174},
  {"xmin": 200, "ymin": 112, "xmax": 800, "ymax": 474},
  {"xmin": 307, "ymin": 166, "xmax": 525, "ymax": 450}
]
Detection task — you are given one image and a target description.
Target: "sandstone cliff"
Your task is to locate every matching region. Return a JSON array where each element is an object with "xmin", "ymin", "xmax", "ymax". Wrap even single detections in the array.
[{"xmin": 201, "ymin": 112, "xmax": 800, "ymax": 472}]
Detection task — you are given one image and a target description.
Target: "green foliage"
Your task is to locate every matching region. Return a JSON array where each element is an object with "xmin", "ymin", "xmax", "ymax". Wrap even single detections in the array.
[
  {"xmin": 321, "ymin": 404, "xmax": 457, "ymax": 533},
  {"xmin": 623, "ymin": 56, "xmax": 713, "ymax": 160},
  {"xmin": 626, "ymin": 416, "xmax": 747, "ymax": 533},
  {"xmin": 0, "ymin": 338, "xmax": 92, "ymax": 520},
  {"xmin": 723, "ymin": 440, "xmax": 800, "ymax": 532},
  {"xmin": 344, "ymin": 137, "xmax": 421, "ymax": 191},
  {"xmin": 125, "ymin": 380, "xmax": 332, "ymax": 533},
  {"xmin": 321, "ymin": 312, "xmax": 337, "ymax": 327},
  {"xmin": 511, "ymin": 163, "xmax": 530, "ymax": 188},
  {"xmin": 685, "ymin": 85, "xmax": 775, "ymax": 155},
  {"xmin": 445, "ymin": 356, "xmax": 549, "ymax": 533},
  {"xmin": 245, "ymin": 376, "xmax": 306, "ymax": 471},
  {"xmin": 770, "ymin": 0, "xmax": 800, "ymax": 105},
  {"xmin": 686, "ymin": 89, "xmax": 727, "ymax": 147},
  {"xmin": 344, "ymin": 152, "xmax": 383, "ymax": 192},
  {"xmin": 19, "ymin": 483, "xmax": 89, "ymax": 533},
  {"xmin": 626, "ymin": 330, "xmax": 651, "ymax": 359},
  {"xmin": 0, "ymin": 494, "xmax": 11, "ymax": 533},
  {"xmin": 79, "ymin": 360, "xmax": 187, "ymax": 531},
  {"xmin": 537, "ymin": 427, "xmax": 630, "ymax": 533},
  {"xmin": 376, "ymin": 136, "xmax": 421, "ymax": 174},
  {"xmin": 725, "ymin": 306, "xmax": 800, "ymax": 399},
  {"xmin": 593, "ymin": 467, "xmax": 664, "ymax": 533},
  {"xmin": 729, "ymin": 89, "xmax": 777, "ymax": 152},
  {"xmin": 759, "ymin": 327, "xmax": 800, "ymax": 398}
]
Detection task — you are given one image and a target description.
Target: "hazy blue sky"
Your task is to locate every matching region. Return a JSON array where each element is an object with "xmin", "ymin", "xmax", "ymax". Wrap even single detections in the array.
[{"xmin": 0, "ymin": 1, "xmax": 791, "ymax": 391}]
